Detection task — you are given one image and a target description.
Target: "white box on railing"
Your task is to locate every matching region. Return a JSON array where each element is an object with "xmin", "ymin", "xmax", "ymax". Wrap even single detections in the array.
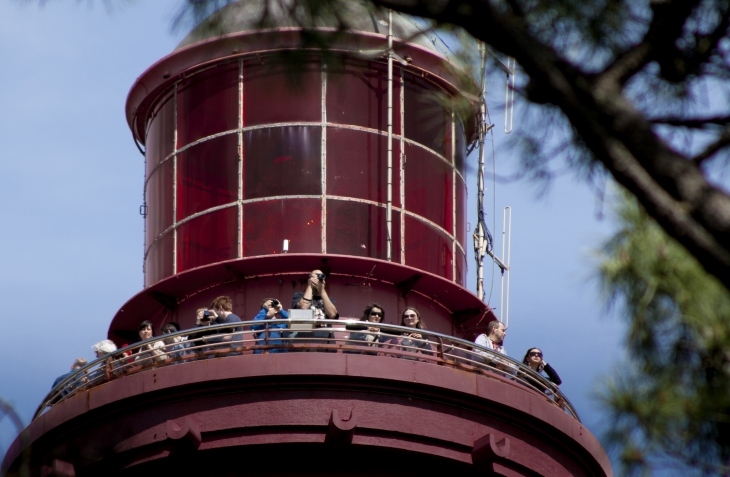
[{"xmin": 288, "ymin": 309, "xmax": 315, "ymax": 331}]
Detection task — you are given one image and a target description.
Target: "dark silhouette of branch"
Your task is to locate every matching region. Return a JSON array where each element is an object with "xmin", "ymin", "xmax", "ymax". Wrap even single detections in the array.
[
  {"xmin": 650, "ymin": 114, "xmax": 730, "ymax": 128},
  {"xmin": 693, "ymin": 128, "xmax": 730, "ymax": 165},
  {"xmin": 602, "ymin": 0, "xmax": 701, "ymax": 86}
]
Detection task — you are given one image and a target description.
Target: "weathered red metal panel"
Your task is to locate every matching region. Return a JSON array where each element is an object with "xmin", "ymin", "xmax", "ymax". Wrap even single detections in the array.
[{"xmin": 3, "ymin": 355, "xmax": 611, "ymax": 477}]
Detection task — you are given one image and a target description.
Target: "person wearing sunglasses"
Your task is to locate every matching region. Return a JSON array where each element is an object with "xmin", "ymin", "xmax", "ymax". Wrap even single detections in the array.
[
  {"xmin": 346, "ymin": 303, "xmax": 387, "ymax": 354},
  {"xmin": 393, "ymin": 307, "xmax": 433, "ymax": 357},
  {"xmin": 522, "ymin": 348, "xmax": 562, "ymax": 386}
]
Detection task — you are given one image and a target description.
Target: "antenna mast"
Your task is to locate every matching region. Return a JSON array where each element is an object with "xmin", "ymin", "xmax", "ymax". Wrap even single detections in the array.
[{"xmin": 473, "ymin": 44, "xmax": 513, "ymax": 325}]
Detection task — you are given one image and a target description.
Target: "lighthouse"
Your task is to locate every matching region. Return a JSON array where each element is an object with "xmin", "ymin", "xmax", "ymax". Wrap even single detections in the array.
[{"xmin": 2, "ymin": 2, "xmax": 611, "ymax": 476}]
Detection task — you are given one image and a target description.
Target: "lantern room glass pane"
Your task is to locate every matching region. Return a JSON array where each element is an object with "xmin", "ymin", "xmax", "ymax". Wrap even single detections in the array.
[
  {"xmin": 327, "ymin": 60, "xmax": 401, "ymax": 132},
  {"xmin": 455, "ymin": 248, "xmax": 466, "ymax": 286},
  {"xmin": 326, "ymin": 200, "xmax": 400, "ymax": 260},
  {"xmin": 145, "ymin": 160, "xmax": 174, "ymax": 246},
  {"xmin": 243, "ymin": 199, "xmax": 320, "ymax": 256},
  {"xmin": 177, "ymin": 207, "xmax": 238, "ymax": 273},
  {"xmin": 243, "ymin": 126, "xmax": 321, "ymax": 199},
  {"xmin": 177, "ymin": 62, "xmax": 239, "ymax": 147},
  {"xmin": 454, "ymin": 118, "xmax": 466, "ymax": 175},
  {"xmin": 243, "ymin": 62, "xmax": 321, "ymax": 126},
  {"xmin": 326, "ymin": 128, "xmax": 401, "ymax": 207},
  {"xmin": 177, "ymin": 134, "xmax": 239, "ymax": 219},
  {"xmin": 404, "ymin": 216, "xmax": 453, "ymax": 280},
  {"xmin": 456, "ymin": 179, "xmax": 466, "ymax": 249},
  {"xmin": 403, "ymin": 144, "xmax": 452, "ymax": 231},
  {"xmin": 145, "ymin": 93, "xmax": 175, "ymax": 175},
  {"xmin": 145, "ymin": 232, "xmax": 174, "ymax": 287},
  {"xmin": 404, "ymin": 77, "xmax": 450, "ymax": 157}
]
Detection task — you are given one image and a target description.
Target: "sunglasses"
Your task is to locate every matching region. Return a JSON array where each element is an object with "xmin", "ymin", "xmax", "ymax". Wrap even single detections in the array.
[
  {"xmin": 403, "ymin": 313, "xmax": 417, "ymax": 318},
  {"xmin": 529, "ymin": 352, "xmax": 543, "ymax": 358},
  {"xmin": 369, "ymin": 311, "xmax": 382, "ymax": 317}
]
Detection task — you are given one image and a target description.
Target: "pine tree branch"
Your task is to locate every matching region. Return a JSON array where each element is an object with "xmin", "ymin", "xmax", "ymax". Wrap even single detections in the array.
[
  {"xmin": 601, "ymin": 0, "xmax": 701, "ymax": 87},
  {"xmin": 692, "ymin": 128, "xmax": 730, "ymax": 165},
  {"xmin": 661, "ymin": 4, "xmax": 730, "ymax": 82},
  {"xmin": 650, "ymin": 114, "xmax": 730, "ymax": 128}
]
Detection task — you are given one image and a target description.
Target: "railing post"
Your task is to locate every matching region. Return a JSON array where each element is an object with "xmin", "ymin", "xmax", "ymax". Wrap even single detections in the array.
[
  {"xmin": 264, "ymin": 322, "xmax": 270, "ymax": 354},
  {"xmin": 104, "ymin": 358, "xmax": 113, "ymax": 381},
  {"xmin": 437, "ymin": 336, "xmax": 445, "ymax": 361}
]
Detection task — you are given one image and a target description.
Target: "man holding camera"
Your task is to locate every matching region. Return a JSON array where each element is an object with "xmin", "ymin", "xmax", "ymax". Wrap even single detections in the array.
[
  {"xmin": 190, "ymin": 296, "xmax": 243, "ymax": 353},
  {"xmin": 291, "ymin": 269, "xmax": 338, "ymax": 350},
  {"xmin": 293, "ymin": 269, "xmax": 338, "ymax": 319}
]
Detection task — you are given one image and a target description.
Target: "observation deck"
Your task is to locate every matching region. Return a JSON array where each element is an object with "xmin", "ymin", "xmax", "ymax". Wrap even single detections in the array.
[{"xmin": 3, "ymin": 319, "xmax": 611, "ymax": 477}]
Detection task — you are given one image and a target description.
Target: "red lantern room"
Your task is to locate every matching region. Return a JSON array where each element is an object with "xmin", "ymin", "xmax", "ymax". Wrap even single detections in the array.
[{"xmin": 139, "ymin": 12, "xmax": 468, "ymax": 287}]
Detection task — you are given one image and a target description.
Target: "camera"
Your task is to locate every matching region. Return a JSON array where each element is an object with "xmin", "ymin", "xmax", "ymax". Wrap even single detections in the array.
[
  {"xmin": 202, "ymin": 310, "xmax": 212, "ymax": 320},
  {"xmin": 270, "ymin": 299, "xmax": 279, "ymax": 308},
  {"xmin": 316, "ymin": 273, "xmax": 326, "ymax": 281}
]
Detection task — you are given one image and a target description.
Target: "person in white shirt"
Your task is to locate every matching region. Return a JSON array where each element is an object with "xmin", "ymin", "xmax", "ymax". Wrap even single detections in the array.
[
  {"xmin": 475, "ymin": 321, "xmax": 507, "ymax": 353},
  {"xmin": 474, "ymin": 321, "xmax": 515, "ymax": 374}
]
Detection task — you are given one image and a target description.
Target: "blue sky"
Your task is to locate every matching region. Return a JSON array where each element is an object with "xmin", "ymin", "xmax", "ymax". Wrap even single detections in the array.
[{"xmin": 0, "ymin": 0, "xmax": 625, "ymax": 464}]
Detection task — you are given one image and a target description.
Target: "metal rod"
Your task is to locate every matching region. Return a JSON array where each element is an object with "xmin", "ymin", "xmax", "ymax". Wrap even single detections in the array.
[
  {"xmin": 142, "ymin": 118, "xmax": 149, "ymax": 288},
  {"xmin": 503, "ymin": 206, "xmax": 512, "ymax": 327},
  {"xmin": 321, "ymin": 59, "xmax": 328, "ymax": 253},
  {"xmin": 451, "ymin": 109, "xmax": 457, "ymax": 282},
  {"xmin": 400, "ymin": 66, "xmax": 406, "ymax": 264},
  {"xmin": 474, "ymin": 43, "xmax": 488, "ymax": 301},
  {"xmin": 498, "ymin": 206, "xmax": 512, "ymax": 323},
  {"xmin": 386, "ymin": 9, "xmax": 394, "ymax": 262},
  {"xmin": 504, "ymin": 57, "xmax": 515, "ymax": 134},
  {"xmin": 172, "ymin": 81, "xmax": 178, "ymax": 275},
  {"xmin": 238, "ymin": 58, "xmax": 244, "ymax": 258}
]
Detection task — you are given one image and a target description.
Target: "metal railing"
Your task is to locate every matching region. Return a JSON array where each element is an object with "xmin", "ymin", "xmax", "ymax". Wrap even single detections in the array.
[{"xmin": 35, "ymin": 319, "xmax": 579, "ymax": 421}]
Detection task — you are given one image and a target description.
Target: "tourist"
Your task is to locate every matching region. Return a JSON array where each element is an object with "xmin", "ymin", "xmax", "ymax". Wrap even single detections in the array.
[{"xmin": 252, "ymin": 298, "xmax": 289, "ymax": 353}]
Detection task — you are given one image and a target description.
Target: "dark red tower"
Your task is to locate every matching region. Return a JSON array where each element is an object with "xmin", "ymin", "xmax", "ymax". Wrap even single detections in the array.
[{"xmin": 2, "ymin": 2, "xmax": 611, "ymax": 476}]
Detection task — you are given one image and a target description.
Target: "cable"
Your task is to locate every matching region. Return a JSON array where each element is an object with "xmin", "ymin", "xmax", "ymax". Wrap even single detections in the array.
[{"xmin": 483, "ymin": 66, "xmax": 498, "ymax": 307}]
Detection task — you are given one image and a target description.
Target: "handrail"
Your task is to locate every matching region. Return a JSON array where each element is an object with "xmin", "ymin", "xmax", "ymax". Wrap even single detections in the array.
[{"xmin": 35, "ymin": 319, "xmax": 579, "ymax": 421}]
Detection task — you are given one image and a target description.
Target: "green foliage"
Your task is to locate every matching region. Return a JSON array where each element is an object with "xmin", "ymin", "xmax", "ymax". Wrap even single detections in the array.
[{"xmin": 598, "ymin": 193, "xmax": 730, "ymax": 476}]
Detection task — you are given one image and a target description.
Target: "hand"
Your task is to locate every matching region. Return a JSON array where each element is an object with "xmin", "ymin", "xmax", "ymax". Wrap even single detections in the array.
[
  {"xmin": 368, "ymin": 326, "xmax": 380, "ymax": 333},
  {"xmin": 409, "ymin": 333, "xmax": 422, "ymax": 340},
  {"xmin": 310, "ymin": 276, "xmax": 324, "ymax": 294},
  {"xmin": 275, "ymin": 302, "xmax": 283, "ymax": 313}
]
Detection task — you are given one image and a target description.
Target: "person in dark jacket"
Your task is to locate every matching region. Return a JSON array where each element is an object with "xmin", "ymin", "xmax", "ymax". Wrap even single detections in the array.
[
  {"xmin": 522, "ymin": 348, "xmax": 562, "ymax": 386},
  {"xmin": 50, "ymin": 358, "xmax": 88, "ymax": 404}
]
